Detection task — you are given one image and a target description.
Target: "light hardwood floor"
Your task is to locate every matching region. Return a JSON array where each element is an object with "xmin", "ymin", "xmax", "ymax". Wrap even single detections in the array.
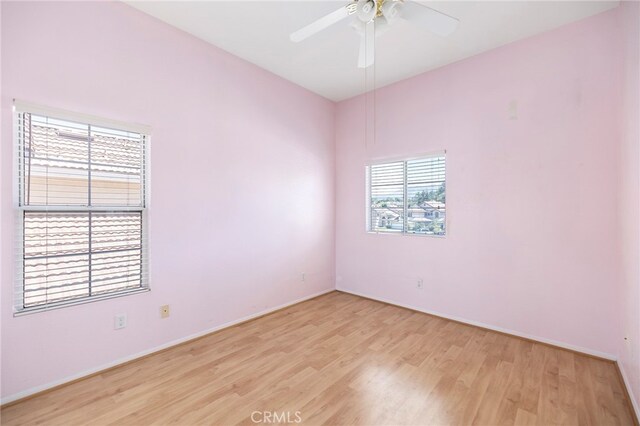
[{"xmin": 1, "ymin": 291, "xmax": 636, "ymax": 426}]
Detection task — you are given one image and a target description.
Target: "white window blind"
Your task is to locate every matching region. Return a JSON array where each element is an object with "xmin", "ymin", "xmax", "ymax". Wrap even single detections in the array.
[
  {"xmin": 369, "ymin": 161, "xmax": 405, "ymax": 233},
  {"xmin": 368, "ymin": 154, "xmax": 446, "ymax": 236},
  {"xmin": 16, "ymin": 106, "xmax": 149, "ymax": 313}
]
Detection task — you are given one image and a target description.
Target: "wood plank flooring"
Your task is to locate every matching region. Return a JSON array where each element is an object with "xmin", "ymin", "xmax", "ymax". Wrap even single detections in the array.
[{"xmin": 1, "ymin": 291, "xmax": 636, "ymax": 425}]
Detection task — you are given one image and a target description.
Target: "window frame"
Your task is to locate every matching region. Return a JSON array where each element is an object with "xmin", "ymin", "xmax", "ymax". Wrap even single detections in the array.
[
  {"xmin": 13, "ymin": 100, "xmax": 152, "ymax": 315},
  {"xmin": 366, "ymin": 151, "xmax": 447, "ymax": 238}
]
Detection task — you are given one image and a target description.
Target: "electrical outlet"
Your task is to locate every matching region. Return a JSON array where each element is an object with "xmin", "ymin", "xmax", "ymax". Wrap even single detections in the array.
[
  {"xmin": 160, "ymin": 305, "xmax": 170, "ymax": 319},
  {"xmin": 417, "ymin": 278, "xmax": 424, "ymax": 289},
  {"xmin": 301, "ymin": 272, "xmax": 306, "ymax": 282},
  {"xmin": 114, "ymin": 314, "xmax": 127, "ymax": 330}
]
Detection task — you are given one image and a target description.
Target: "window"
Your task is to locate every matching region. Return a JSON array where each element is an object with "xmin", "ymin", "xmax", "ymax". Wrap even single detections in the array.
[
  {"xmin": 367, "ymin": 154, "xmax": 445, "ymax": 236},
  {"xmin": 15, "ymin": 103, "xmax": 149, "ymax": 313}
]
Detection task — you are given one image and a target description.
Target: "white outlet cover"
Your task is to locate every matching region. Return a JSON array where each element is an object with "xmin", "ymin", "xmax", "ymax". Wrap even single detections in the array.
[{"xmin": 114, "ymin": 314, "xmax": 127, "ymax": 330}]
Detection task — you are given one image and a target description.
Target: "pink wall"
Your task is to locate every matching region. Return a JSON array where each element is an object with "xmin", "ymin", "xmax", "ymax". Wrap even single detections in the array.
[
  {"xmin": 0, "ymin": 1, "xmax": 335, "ymax": 400},
  {"xmin": 335, "ymin": 7, "xmax": 625, "ymax": 357},
  {"xmin": 618, "ymin": 1, "xmax": 640, "ymax": 410}
]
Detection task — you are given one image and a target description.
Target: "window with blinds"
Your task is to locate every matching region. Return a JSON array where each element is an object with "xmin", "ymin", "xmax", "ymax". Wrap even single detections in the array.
[
  {"xmin": 368, "ymin": 154, "xmax": 446, "ymax": 236},
  {"xmin": 16, "ymin": 105, "xmax": 149, "ymax": 312}
]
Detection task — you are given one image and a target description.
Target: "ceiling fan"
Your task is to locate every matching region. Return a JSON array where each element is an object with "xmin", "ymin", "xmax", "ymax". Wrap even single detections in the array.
[{"xmin": 290, "ymin": 0, "xmax": 459, "ymax": 69}]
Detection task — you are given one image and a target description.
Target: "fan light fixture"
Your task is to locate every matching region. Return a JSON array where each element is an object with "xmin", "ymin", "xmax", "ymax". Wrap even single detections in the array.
[
  {"xmin": 381, "ymin": 1, "xmax": 402, "ymax": 23},
  {"xmin": 356, "ymin": 0, "xmax": 376, "ymax": 22},
  {"xmin": 289, "ymin": 0, "xmax": 459, "ymax": 68}
]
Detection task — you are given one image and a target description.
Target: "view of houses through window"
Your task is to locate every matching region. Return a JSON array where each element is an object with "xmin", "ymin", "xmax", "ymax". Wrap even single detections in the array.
[{"xmin": 368, "ymin": 155, "xmax": 446, "ymax": 236}]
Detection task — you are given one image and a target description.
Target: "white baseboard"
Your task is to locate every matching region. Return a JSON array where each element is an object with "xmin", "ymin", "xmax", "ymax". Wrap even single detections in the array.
[
  {"xmin": 1, "ymin": 288, "xmax": 335, "ymax": 406},
  {"xmin": 336, "ymin": 287, "xmax": 617, "ymax": 361},
  {"xmin": 617, "ymin": 360, "xmax": 640, "ymax": 421}
]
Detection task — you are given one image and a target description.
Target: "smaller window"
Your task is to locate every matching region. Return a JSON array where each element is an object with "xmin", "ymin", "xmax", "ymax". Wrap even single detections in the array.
[{"xmin": 367, "ymin": 154, "xmax": 446, "ymax": 236}]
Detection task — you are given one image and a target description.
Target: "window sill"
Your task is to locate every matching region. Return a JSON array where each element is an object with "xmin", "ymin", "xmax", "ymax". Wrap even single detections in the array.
[
  {"xmin": 366, "ymin": 231, "xmax": 447, "ymax": 239},
  {"xmin": 13, "ymin": 287, "xmax": 150, "ymax": 317}
]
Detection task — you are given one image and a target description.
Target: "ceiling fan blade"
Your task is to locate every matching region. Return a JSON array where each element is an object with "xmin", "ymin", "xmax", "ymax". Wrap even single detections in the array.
[
  {"xmin": 402, "ymin": 1, "xmax": 459, "ymax": 37},
  {"xmin": 290, "ymin": 4, "xmax": 353, "ymax": 42},
  {"xmin": 358, "ymin": 20, "xmax": 375, "ymax": 68}
]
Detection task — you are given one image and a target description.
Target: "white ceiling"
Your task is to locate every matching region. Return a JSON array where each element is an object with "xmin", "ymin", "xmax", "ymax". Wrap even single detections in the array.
[{"xmin": 125, "ymin": 1, "xmax": 619, "ymax": 101}]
